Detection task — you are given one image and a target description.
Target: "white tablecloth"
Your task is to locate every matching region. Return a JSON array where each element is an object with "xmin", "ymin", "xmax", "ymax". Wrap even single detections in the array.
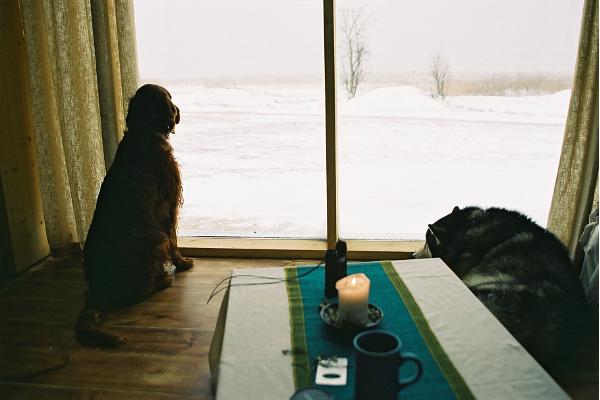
[{"xmin": 209, "ymin": 258, "xmax": 568, "ymax": 399}]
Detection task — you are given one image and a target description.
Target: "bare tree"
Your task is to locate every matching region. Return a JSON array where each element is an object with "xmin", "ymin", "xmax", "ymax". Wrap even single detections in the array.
[
  {"xmin": 340, "ymin": 7, "xmax": 368, "ymax": 99},
  {"xmin": 429, "ymin": 50, "xmax": 449, "ymax": 99}
]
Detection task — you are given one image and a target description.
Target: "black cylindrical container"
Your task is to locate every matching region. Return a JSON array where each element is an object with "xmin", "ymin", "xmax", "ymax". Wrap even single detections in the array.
[
  {"xmin": 336, "ymin": 240, "xmax": 347, "ymax": 279},
  {"xmin": 324, "ymin": 249, "xmax": 338, "ymax": 297}
]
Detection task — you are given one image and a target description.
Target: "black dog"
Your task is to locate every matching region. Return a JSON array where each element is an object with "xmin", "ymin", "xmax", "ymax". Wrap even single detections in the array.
[
  {"xmin": 76, "ymin": 84, "xmax": 193, "ymax": 347},
  {"xmin": 414, "ymin": 206, "xmax": 588, "ymax": 370}
]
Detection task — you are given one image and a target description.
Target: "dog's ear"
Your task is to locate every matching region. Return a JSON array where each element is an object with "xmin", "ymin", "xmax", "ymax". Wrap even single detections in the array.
[
  {"xmin": 452, "ymin": 206, "xmax": 460, "ymax": 214},
  {"xmin": 167, "ymin": 103, "xmax": 180, "ymax": 134}
]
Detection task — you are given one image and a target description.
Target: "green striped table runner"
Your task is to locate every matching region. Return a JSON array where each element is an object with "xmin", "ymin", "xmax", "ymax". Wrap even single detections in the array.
[{"xmin": 285, "ymin": 261, "xmax": 474, "ymax": 399}]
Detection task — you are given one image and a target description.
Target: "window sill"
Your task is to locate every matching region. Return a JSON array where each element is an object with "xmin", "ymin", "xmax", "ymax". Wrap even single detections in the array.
[{"xmin": 178, "ymin": 237, "xmax": 423, "ymax": 260}]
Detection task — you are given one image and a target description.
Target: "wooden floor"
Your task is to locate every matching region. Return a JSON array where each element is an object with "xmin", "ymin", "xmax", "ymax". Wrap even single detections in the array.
[
  {"xmin": 0, "ymin": 255, "xmax": 597, "ymax": 399},
  {"xmin": 0, "ymin": 255, "xmax": 290, "ymax": 399}
]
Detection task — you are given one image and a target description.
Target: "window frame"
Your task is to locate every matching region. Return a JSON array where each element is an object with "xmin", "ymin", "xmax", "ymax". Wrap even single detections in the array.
[{"xmin": 179, "ymin": 0, "xmax": 421, "ymax": 260}]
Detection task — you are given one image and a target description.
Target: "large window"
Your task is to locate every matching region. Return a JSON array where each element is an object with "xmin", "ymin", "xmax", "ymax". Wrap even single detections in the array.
[
  {"xmin": 336, "ymin": 0, "xmax": 583, "ymax": 239},
  {"xmin": 134, "ymin": 1, "xmax": 326, "ymax": 238},
  {"xmin": 134, "ymin": 0, "xmax": 583, "ymax": 243}
]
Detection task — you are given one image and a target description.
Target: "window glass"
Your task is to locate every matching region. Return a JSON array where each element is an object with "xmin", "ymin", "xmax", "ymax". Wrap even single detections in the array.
[
  {"xmin": 134, "ymin": 0, "xmax": 326, "ymax": 238},
  {"xmin": 336, "ymin": 0, "xmax": 583, "ymax": 239}
]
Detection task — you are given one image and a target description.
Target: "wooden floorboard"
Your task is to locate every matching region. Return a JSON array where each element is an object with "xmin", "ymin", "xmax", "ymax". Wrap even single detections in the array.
[
  {"xmin": 0, "ymin": 255, "xmax": 597, "ymax": 399},
  {"xmin": 0, "ymin": 382, "xmax": 211, "ymax": 400},
  {"xmin": 0, "ymin": 255, "xmax": 289, "ymax": 399}
]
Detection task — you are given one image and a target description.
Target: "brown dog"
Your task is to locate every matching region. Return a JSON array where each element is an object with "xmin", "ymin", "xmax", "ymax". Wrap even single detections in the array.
[{"xmin": 76, "ymin": 84, "xmax": 193, "ymax": 347}]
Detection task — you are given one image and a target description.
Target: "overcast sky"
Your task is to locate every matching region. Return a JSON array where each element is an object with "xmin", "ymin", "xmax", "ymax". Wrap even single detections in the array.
[{"xmin": 133, "ymin": 0, "xmax": 584, "ymax": 80}]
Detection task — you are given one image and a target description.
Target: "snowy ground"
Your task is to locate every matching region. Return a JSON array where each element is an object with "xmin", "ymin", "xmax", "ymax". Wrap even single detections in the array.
[{"xmin": 166, "ymin": 82, "xmax": 569, "ymax": 239}]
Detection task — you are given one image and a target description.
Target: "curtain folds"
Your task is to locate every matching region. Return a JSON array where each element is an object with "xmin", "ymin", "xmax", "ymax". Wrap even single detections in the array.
[
  {"xmin": 91, "ymin": 0, "xmax": 125, "ymax": 169},
  {"xmin": 20, "ymin": 0, "xmax": 139, "ymax": 251},
  {"xmin": 114, "ymin": 0, "xmax": 140, "ymax": 119},
  {"xmin": 547, "ymin": 0, "xmax": 599, "ymax": 265}
]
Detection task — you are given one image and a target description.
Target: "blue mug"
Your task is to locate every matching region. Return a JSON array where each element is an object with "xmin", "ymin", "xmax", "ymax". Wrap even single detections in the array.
[{"xmin": 353, "ymin": 330, "xmax": 423, "ymax": 400}]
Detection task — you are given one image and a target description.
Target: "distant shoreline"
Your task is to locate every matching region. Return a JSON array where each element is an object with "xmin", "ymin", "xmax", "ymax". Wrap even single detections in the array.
[{"xmin": 143, "ymin": 72, "xmax": 572, "ymax": 97}]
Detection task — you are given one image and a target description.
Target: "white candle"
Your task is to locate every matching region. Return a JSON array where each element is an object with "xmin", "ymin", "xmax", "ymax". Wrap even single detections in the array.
[{"xmin": 336, "ymin": 273, "xmax": 370, "ymax": 325}]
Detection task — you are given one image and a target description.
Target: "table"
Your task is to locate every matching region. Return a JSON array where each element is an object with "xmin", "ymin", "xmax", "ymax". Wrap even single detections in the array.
[{"xmin": 208, "ymin": 258, "xmax": 568, "ymax": 399}]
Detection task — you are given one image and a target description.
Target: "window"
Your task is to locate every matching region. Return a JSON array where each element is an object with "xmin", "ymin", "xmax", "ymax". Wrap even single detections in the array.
[
  {"xmin": 134, "ymin": 0, "xmax": 583, "ymax": 246},
  {"xmin": 134, "ymin": 1, "xmax": 326, "ymax": 239},
  {"xmin": 336, "ymin": 0, "xmax": 583, "ymax": 239}
]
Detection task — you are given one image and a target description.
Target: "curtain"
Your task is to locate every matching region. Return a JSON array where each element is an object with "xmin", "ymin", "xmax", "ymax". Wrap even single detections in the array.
[
  {"xmin": 20, "ymin": 0, "xmax": 139, "ymax": 252},
  {"xmin": 547, "ymin": 0, "xmax": 599, "ymax": 266},
  {"xmin": 90, "ymin": 0, "xmax": 140, "ymax": 168}
]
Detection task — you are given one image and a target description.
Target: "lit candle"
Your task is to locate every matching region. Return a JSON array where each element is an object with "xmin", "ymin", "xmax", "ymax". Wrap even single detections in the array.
[{"xmin": 336, "ymin": 273, "xmax": 370, "ymax": 325}]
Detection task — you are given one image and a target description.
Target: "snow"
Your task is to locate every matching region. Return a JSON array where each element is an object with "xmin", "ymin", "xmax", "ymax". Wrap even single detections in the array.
[{"xmin": 166, "ymin": 82, "xmax": 569, "ymax": 239}]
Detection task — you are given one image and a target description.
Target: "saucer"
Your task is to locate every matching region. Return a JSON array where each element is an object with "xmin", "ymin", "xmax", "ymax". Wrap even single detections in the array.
[{"xmin": 320, "ymin": 303, "xmax": 383, "ymax": 331}]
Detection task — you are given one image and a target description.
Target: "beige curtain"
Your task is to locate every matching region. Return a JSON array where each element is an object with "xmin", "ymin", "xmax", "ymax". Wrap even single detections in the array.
[
  {"xmin": 90, "ymin": 0, "xmax": 140, "ymax": 168},
  {"xmin": 547, "ymin": 0, "xmax": 599, "ymax": 265},
  {"xmin": 20, "ymin": 0, "xmax": 139, "ymax": 251}
]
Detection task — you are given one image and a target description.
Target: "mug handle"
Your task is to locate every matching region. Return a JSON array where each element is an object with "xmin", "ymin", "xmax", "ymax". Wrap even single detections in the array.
[{"xmin": 397, "ymin": 352, "xmax": 423, "ymax": 390}]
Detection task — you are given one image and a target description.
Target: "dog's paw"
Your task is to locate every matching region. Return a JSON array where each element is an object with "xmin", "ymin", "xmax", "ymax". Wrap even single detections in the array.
[
  {"xmin": 157, "ymin": 272, "xmax": 174, "ymax": 289},
  {"xmin": 174, "ymin": 256, "xmax": 194, "ymax": 272}
]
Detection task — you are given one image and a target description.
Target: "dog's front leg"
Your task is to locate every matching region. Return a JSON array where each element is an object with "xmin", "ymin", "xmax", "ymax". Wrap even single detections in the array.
[
  {"xmin": 141, "ymin": 266, "xmax": 174, "ymax": 300},
  {"xmin": 169, "ymin": 226, "xmax": 193, "ymax": 271}
]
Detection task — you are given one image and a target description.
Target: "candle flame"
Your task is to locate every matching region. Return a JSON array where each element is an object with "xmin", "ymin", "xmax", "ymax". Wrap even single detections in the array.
[{"xmin": 351, "ymin": 277, "xmax": 357, "ymax": 286}]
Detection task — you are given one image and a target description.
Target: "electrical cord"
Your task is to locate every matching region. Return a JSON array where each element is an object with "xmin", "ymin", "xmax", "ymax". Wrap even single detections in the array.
[{"xmin": 206, "ymin": 256, "xmax": 326, "ymax": 304}]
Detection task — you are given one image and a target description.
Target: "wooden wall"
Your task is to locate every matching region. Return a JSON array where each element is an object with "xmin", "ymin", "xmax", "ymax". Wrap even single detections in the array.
[{"xmin": 0, "ymin": 0, "xmax": 50, "ymax": 274}]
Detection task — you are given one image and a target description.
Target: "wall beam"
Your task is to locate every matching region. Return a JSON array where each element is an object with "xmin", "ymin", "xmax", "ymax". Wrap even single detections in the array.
[{"xmin": 0, "ymin": 0, "xmax": 50, "ymax": 275}]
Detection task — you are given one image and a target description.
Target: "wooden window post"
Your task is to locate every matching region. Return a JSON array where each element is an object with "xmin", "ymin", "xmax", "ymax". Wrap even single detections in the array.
[{"xmin": 323, "ymin": 0, "xmax": 338, "ymax": 249}]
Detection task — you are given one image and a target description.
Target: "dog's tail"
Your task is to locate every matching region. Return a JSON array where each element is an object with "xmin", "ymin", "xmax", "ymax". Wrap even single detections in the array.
[{"xmin": 75, "ymin": 308, "xmax": 125, "ymax": 348}]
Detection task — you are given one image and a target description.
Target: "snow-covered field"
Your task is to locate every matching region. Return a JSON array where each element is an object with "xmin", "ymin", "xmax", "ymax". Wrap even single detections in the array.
[{"xmin": 167, "ymin": 82, "xmax": 569, "ymax": 239}]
